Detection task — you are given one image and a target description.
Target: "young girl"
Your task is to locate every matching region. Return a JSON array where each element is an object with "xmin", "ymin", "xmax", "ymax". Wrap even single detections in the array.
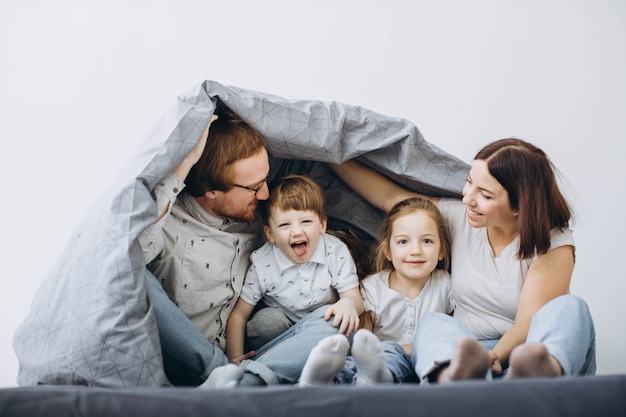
[{"xmin": 299, "ymin": 197, "xmax": 454, "ymax": 386}]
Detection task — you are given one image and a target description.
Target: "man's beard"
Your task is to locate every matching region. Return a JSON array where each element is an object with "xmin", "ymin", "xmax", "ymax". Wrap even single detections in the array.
[{"xmin": 219, "ymin": 203, "xmax": 257, "ymax": 223}]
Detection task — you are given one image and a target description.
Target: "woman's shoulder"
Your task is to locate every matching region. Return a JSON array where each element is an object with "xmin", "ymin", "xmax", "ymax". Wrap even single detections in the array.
[
  {"xmin": 437, "ymin": 198, "xmax": 468, "ymax": 232},
  {"xmin": 548, "ymin": 227, "xmax": 575, "ymax": 250},
  {"xmin": 437, "ymin": 198, "xmax": 465, "ymax": 216}
]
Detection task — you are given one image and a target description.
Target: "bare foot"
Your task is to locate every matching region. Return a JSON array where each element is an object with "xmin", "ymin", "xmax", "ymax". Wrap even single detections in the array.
[
  {"xmin": 507, "ymin": 343, "xmax": 562, "ymax": 378},
  {"xmin": 439, "ymin": 336, "xmax": 490, "ymax": 383}
]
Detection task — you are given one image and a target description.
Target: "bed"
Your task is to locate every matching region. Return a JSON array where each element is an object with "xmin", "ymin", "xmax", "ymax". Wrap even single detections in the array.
[
  {"xmin": 1, "ymin": 375, "xmax": 624, "ymax": 416},
  {"xmin": 6, "ymin": 80, "xmax": 625, "ymax": 416}
]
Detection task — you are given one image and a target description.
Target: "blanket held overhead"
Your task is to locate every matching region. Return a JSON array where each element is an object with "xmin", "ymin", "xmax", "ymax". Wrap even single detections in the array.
[{"xmin": 12, "ymin": 80, "xmax": 469, "ymax": 387}]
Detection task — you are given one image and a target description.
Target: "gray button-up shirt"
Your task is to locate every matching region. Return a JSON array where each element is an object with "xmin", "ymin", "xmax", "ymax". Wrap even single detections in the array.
[{"xmin": 140, "ymin": 174, "xmax": 263, "ymax": 348}]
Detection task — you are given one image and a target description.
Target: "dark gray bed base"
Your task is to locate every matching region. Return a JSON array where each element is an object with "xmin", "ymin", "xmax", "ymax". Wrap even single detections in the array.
[{"xmin": 1, "ymin": 375, "xmax": 624, "ymax": 417}]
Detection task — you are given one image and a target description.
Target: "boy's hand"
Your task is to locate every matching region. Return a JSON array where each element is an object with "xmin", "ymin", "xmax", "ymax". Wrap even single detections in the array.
[{"xmin": 324, "ymin": 299, "xmax": 360, "ymax": 336}]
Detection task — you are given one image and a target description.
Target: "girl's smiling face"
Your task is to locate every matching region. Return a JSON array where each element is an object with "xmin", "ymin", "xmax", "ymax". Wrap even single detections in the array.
[{"xmin": 388, "ymin": 211, "xmax": 443, "ymax": 283}]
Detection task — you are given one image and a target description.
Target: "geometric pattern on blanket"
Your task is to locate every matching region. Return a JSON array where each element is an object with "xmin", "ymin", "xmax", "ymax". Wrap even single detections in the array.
[{"xmin": 13, "ymin": 80, "xmax": 470, "ymax": 387}]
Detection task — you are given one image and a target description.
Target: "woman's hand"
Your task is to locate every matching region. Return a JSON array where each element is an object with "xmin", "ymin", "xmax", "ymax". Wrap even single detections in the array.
[{"xmin": 489, "ymin": 350, "xmax": 503, "ymax": 376}]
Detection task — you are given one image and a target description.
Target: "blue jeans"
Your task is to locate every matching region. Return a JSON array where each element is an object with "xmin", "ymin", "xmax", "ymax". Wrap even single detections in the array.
[
  {"xmin": 146, "ymin": 270, "xmax": 229, "ymax": 386},
  {"xmin": 334, "ymin": 340, "xmax": 417, "ymax": 385},
  {"xmin": 238, "ymin": 305, "xmax": 341, "ymax": 386},
  {"xmin": 146, "ymin": 270, "xmax": 339, "ymax": 386},
  {"xmin": 411, "ymin": 294, "xmax": 596, "ymax": 383}
]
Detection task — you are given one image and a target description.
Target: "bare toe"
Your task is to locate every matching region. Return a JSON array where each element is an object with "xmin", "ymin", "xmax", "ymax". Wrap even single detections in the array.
[
  {"xmin": 439, "ymin": 336, "xmax": 490, "ymax": 383},
  {"xmin": 507, "ymin": 343, "xmax": 562, "ymax": 378}
]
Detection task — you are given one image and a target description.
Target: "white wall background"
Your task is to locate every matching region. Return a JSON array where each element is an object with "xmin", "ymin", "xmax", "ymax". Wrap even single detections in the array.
[{"xmin": 1, "ymin": 0, "xmax": 624, "ymax": 387}]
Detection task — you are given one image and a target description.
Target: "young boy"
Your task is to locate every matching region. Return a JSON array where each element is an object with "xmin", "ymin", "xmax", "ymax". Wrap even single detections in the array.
[{"xmin": 226, "ymin": 174, "xmax": 364, "ymax": 363}]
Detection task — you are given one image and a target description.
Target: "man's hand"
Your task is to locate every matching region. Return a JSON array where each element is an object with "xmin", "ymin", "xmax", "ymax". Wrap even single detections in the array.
[{"xmin": 172, "ymin": 114, "xmax": 218, "ymax": 181}]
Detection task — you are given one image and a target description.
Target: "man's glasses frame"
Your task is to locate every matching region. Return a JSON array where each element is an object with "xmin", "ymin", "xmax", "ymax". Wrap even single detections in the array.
[{"xmin": 230, "ymin": 179, "xmax": 267, "ymax": 195}]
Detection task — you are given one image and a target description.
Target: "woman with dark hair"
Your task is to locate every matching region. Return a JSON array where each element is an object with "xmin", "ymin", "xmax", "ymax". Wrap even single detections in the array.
[{"xmin": 330, "ymin": 138, "xmax": 596, "ymax": 383}]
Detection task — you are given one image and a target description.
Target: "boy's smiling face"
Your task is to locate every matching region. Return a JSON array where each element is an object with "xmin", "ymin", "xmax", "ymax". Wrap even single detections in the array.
[{"xmin": 264, "ymin": 208, "xmax": 327, "ymax": 264}]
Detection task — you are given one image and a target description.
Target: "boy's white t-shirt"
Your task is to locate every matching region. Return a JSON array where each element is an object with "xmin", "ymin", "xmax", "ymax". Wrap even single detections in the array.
[
  {"xmin": 240, "ymin": 233, "xmax": 359, "ymax": 323},
  {"xmin": 361, "ymin": 269, "xmax": 454, "ymax": 346},
  {"xmin": 438, "ymin": 198, "xmax": 575, "ymax": 339}
]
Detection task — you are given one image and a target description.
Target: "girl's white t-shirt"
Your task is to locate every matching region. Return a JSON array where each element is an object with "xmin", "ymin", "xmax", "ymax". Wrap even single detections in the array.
[{"xmin": 361, "ymin": 269, "xmax": 454, "ymax": 345}]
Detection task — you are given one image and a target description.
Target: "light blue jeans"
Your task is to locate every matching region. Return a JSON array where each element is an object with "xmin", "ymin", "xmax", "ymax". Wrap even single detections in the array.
[
  {"xmin": 333, "ymin": 340, "xmax": 417, "ymax": 385},
  {"xmin": 237, "ymin": 305, "xmax": 340, "ymax": 386},
  {"xmin": 146, "ymin": 270, "xmax": 229, "ymax": 386},
  {"xmin": 146, "ymin": 270, "xmax": 339, "ymax": 386},
  {"xmin": 411, "ymin": 294, "xmax": 596, "ymax": 383}
]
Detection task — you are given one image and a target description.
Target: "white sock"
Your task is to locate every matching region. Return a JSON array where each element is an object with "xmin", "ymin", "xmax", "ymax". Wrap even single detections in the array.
[
  {"xmin": 198, "ymin": 364, "xmax": 243, "ymax": 389},
  {"xmin": 351, "ymin": 329, "xmax": 394, "ymax": 385},
  {"xmin": 298, "ymin": 334, "xmax": 350, "ymax": 387}
]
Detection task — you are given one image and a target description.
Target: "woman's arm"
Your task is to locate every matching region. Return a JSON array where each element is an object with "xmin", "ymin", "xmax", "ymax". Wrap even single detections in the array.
[
  {"xmin": 328, "ymin": 160, "xmax": 437, "ymax": 213},
  {"xmin": 491, "ymin": 245, "xmax": 574, "ymax": 371}
]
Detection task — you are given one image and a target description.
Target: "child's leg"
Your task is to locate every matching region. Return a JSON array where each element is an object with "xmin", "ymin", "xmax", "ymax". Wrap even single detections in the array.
[
  {"xmin": 246, "ymin": 307, "xmax": 293, "ymax": 352},
  {"xmin": 298, "ymin": 334, "xmax": 350, "ymax": 387},
  {"xmin": 240, "ymin": 306, "xmax": 344, "ymax": 386},
  {"xmin": 351, "ymin": 329, "xmax": 394, "ymax": 385}
]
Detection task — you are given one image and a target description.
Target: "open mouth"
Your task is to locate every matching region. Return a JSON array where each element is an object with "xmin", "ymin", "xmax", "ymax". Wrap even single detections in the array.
[{"xmin": 291, "ymin": 241, "xmax": 308, "ymax": 257}]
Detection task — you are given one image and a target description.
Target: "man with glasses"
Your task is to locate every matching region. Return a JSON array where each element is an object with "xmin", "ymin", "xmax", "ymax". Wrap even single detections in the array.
[{"xmin": 140, "ymin": 110, "xmax": 341, "ymax": 387}]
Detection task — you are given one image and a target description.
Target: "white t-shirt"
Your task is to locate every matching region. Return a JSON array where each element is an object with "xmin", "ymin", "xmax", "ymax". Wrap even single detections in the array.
[
  {"xmin": 240, "ymin": 233, "xmax": 359, "ymax": 323},
  {"xmin": 361, "ymin": 269, "xmax": 454, "ymax": 345},
  {"xmin": 438, "ymin": 198, "xmax": 575, "ymax": 339}
]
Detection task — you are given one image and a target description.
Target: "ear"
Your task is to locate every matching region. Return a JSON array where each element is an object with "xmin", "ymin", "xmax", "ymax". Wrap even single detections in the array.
[
  {"xmin": 384, "ymin": 245, "xmax": 392, "ymax": 262},
  {"xmin": 320, "ymin": 218, "xmax": 327, "ymax": 234},
  {"xmin": 204, "ymin": 189, "xmax": 219, "ymax": 200},
  {"xmin": 264, "ymin": 225, "xmax": 275, "ymax": 243}
]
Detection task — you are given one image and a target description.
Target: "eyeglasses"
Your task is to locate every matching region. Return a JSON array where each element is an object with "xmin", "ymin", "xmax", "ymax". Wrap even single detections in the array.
[{"xmin": 230, "ymin": 179, "xmax": 267, "ymax": 195}]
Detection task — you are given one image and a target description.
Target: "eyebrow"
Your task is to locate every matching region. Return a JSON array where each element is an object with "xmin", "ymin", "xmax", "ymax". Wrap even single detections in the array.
[
  {"xmin": 469, "ymin": 174, "xmax": 496, "ymax": 196},
  {"xmin": 479, "ymin": 186, "xmax": 495, "ymax": 196}
]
